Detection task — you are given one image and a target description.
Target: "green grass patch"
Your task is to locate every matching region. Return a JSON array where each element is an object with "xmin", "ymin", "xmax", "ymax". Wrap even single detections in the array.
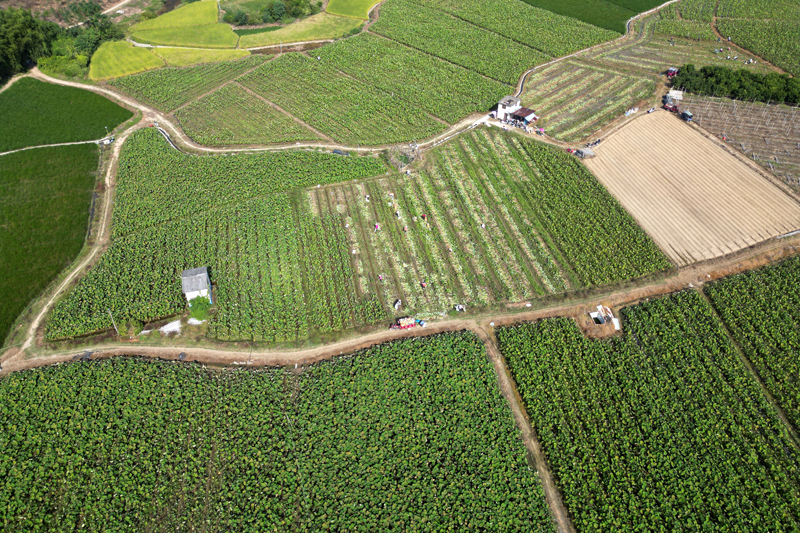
[
  {"xmin": 233, "ymin": 25, "xmax": 280, "ymax": 36},
  {"xmin": 152, "ymin": 47, "xmax": 249, "ymax": 66},
  {"xmin": 131, "ymin": 0, "xmax": 219, "ymax": 31},
  {"xmin": 89, "ymin": 41, "xmax": 165, "ymax": 80},
  {"xmin": 326, "ymin": 0, "xmax": 380, "ymax": 19},
  {"xmin": 0, "ymin": 144, "xmax": 98, "ymax": 345},
  {"xmin": 0, "ymin": 78, "xmax": 133, "ymax": 152},
  {"xmin": 518, "ymin": 0, "xmax": 663, "ymax": 33},
  {"xmin": 238, "ymin": 12, "xmax": 361, "ymax": 48},
  {"xmin": 132, "ymin": 24, "xmax": 240, "ymax": 49},
  {"xmin": 188, "ymin": 296, "xmax": 212, "ymax": 320}
]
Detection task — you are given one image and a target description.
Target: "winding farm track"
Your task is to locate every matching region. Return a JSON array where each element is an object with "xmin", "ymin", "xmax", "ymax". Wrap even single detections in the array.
[{"xmin": 0, "ymin": 137, "xmax": 111, "ymax": 157}]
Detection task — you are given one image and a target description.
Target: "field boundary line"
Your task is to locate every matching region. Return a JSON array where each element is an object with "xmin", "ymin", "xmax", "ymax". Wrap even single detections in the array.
[{"xmin": 476, "ymin": 324, "xmax": 577, "ymax": 533}]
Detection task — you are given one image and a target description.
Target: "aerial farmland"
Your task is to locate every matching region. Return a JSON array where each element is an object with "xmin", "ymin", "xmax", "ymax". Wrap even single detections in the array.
[{"xmin": 2, "ymin": 0, "xmax": 800, "ymax": 529}]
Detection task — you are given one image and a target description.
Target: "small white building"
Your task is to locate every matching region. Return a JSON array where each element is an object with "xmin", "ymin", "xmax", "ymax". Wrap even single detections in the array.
[
  {"xmin": 496, "ymin": 95, "xmax": 522, "ymax": 121},
  {"xmin": 181, "ymin": 266, "xmax": 212, "ymax": 303}
]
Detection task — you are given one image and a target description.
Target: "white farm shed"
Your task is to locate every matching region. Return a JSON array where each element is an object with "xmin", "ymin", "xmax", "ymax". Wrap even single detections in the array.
[
  {"xmin": 496, "ymin": 95, "xmax": 522, "ymax": 121},
  {"xmin": 181, "ymin": 266, "xmax": 212, "ymax": 303}
]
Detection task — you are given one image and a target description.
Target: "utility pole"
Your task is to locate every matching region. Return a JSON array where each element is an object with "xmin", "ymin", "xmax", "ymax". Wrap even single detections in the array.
[{"xmin": 107, "ymin": 308, "xmax": 119, "ymax": 336}]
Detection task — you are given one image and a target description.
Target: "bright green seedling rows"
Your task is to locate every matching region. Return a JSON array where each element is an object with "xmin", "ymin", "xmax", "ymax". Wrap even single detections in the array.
[
  {"xmin": 371, "ymin": 0, "xmax": 549, "ymax": 85},
  {"xmin": 498, "ymin": 290, "xmax": 800, "ymax": 531},
  {"xmin": 175, "ymin": 83, "xmax": 321, "ymax": 145},
  {"xmin": 89, "ymin": 41, "xmax": 166, "ymax": 80},
  {"xmin": 0, "ymin": 78, "xmax": 132, "ymax": 152},
  {"xmin": 314, "ymin": 34, "xmax": 508, "ymax": 124},
  {"xmin": 239, "ymin": 53, "xmax": 446, "ymax": 145},
  {"xmin": 705, "ymin": 256, "xmax": 800, "ymax": 430},
  {"xmin": 237, "ymin": 12, "xmax": 363, "ymax": 48},
  {"xmin": 325, "ymin": 0, "xmax": 380, "ymax": 18},
  {"xmin": 109, "ymin": 54, "xmax": 269, "ymax": 112},
  {"xmin": 409, "ymin": 0, "xmax": 619, "ymax": 57},
  {"xmin": 0, "ymin": 333, "xmax": 555, "ymax": 531},
  {"xmin": 0, "ymin": 145, "xmax": 98, "ymax": 346}
]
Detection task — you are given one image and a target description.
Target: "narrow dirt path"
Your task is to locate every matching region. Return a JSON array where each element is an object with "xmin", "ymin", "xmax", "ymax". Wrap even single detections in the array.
[
  {"xmin": 475, "ymin": 324, "xmax": 576, "ymax": 533},
  {"xmin": 234, "ymin": 82, "xmax": 333, "ymax": 141},
  {"xmin": 0, "ymin": 138, "xmax": 109, "ymax": 157},
  {"xmin": 0, "ymin": 73, "xmax": 30, "ymax": 94}
]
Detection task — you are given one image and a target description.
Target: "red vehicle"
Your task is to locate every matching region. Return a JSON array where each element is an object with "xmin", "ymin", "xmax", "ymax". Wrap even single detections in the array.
[
  {"xmin": 667, "ymin": 67, "xmax": 679, "ymax": 77},
  {"xmin": 566, "ymin": 148, "xmax": 575, "ymax": 154},
  {"xmin": 664, "ymin": 103, "xmax": 679, "ymax": 113}
]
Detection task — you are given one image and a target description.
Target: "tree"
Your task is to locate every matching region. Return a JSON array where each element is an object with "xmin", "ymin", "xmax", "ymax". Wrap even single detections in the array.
[
  {"xmin": 271, "ymin": 0, "xmax": 285, "ymax": 20},
  {"xmin": 0, "ymin": 8, "xmax": 58, "ymax": 79}
]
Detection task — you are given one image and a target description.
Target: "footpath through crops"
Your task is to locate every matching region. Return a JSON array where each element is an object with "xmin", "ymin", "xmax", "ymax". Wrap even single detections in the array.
[
  {"xmin": 0, "ymin": 332, "xmax": 554, "ymax": 531},
  {"xmin": 497, "ymin": 290, "xmax": 800, "ymax": 531}
]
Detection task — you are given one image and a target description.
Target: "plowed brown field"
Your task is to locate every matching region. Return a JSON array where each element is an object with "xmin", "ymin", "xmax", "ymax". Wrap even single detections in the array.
[{"xmin": 584, "ymin": 111, "xmax": 800, "ymax": 266}]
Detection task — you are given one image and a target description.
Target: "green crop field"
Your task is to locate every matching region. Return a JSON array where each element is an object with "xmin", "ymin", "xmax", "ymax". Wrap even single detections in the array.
[
  {"xmin": 152, "ymin": 47, "xmax": 249, "ymax": 67},
  {"xmin": 314, "ymin": 34, "xmax": 508, "ymax": 124},
  {"xmin": 518, "ymin": 0, "xmax": 663, "ymax": 33},
  {"xmin": 371, "ymin": 0, "xmax": 548, "ymax": 84},
  {"xmin": 88, "ymin": 41, "xmax": 165, "ymax": 80},
  {"xmin": 0, "ymin": 78, "xmax": 132, "ymax": 152},
  {"xmin": 47, "ymin": 127, "xmax": 667, "ymax": 343},
  {"xmin": 239, "ymin": 53, "xmax": 446, "ymax": 145},
  {"xmin": 403, "ymin": 0, "xmax": 619, "ymax": 57},
  {"xmin": 498, "ymin": 290, "xmax": 800, "ymax": 531},
  {"xmin": 131, "ymin": 24, "xmax": 240, "ymax": 49},
  {"xmin": 706, "ymin": 256, "xmax": 800, "ymax": 430},
  {"xmin": 237, "ymin": 12, "xmax": 362, "ymax": 48},
  {"xmin": 326, "ymin": 0, "xmax": 381, "ymax": 18},
  {"xmin": 0, "ymin": 145, "xmax": 98, "ymax": 346},
  {"xmin": 175, "ymin": 83, "xmax": 321, "ymax": 145},
  {"xmin": 131, "ymin": 0, "xmax": 219, "ymax": 31},
  {"xmin": 108, "ymin": 55, "xmax": 268, "ymax": 112},
  {"xmin": 0, "ymin": 333, "xmax": 555, "ymax": 530}
]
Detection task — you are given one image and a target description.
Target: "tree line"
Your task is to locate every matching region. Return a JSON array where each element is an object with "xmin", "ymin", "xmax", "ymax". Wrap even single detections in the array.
[
  {"xmin": 673, "ymin": 64, "xmax": 800, "ymax": 105},
  {"xmin": 0, "ymin": 6, "xmax": 122, "ymax": 81}
]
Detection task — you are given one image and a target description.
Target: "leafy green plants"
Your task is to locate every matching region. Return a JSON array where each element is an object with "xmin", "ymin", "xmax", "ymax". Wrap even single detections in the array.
[{"xmin": 498, "ymin": 290, "xmax": 800, "ymax": 531}]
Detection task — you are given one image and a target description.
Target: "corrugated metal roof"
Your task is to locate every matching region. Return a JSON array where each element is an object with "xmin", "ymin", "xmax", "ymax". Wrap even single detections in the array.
[{"xmin": 181, "ymin": 267, "xmax": 209, "ymax": 294}]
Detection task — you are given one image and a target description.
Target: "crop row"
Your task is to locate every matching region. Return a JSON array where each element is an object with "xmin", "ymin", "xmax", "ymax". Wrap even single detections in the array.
[
  {"xmin": 175, "ymin": 83, "xmax": 321, "ymax": 146},
  {"xmin": 498, "ymin": 290, "xmax": 800, "ymax": 531},
  {"xmin": 0, "ymin": 333, "xmax": 555, "ymax": 530},
  {"xmin": 716, "ymin": 18, "xmax": 800, "ymax": 77},
  {"xmin": 108, "ymin": 54, "xmax": 269, "ymax": 112},
  {"xmin": 238, "ymin": 53, "xmax": 447, "ymax": 145}
]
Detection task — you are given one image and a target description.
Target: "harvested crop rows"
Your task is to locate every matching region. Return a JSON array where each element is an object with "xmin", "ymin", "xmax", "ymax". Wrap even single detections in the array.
[
  {"xmin": 584, "ymin": 111, "xmax": 800, "ymax": 266},
  {"xmin": 521, "ymin": 61, "xmax": 654, "ymax": 141},
  {"xmin": 311, "ymin": 128, "xmax": 668, "ymax": 319}
]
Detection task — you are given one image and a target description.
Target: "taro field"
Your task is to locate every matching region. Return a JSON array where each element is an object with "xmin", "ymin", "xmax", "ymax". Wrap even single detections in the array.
[
  {"xmin": 520, "ymin": 61, "xmax": 654, "ymax": 142},
  {"xmin": 682, "ymin": 94, "xmax": 800, "ymax": 191},
  {"xmin": 310, "ymin": 128, "xmax": 669, "ymax": 319},
  {"xmin": 706, "ymin": 256, "xmax": 800, "ymax": 431},
  {"xmin": 174, "ymin": 83, "xmax": 322, "ymax": 146},
  {"xmin": 498, "ymin": 290, "xmax": 800, "ymax": 531},
  {"xmin": 46, "ymin": 127, "xmax": 668, "ymax": 344},
  {"xmin": 0, "ymin": 333, "xmax": 556, "ymax": 531}
]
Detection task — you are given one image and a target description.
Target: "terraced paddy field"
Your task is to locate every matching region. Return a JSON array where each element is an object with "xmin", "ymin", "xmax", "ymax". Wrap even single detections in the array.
[{"xmin": 584, "ymin": 111, "xmax": 800, "ymax": 266}]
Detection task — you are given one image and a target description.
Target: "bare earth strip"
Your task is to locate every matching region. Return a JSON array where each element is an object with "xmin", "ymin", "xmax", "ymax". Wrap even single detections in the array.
[{"xmin": 584, "ymin": 111, "xmax": 800, "ymax": 266}]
